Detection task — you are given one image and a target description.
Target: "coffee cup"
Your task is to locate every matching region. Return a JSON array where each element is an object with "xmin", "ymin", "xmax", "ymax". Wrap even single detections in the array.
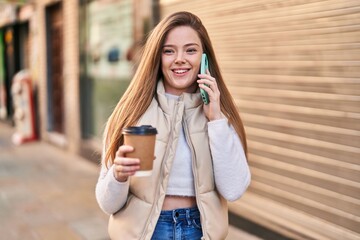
[{"xmin": 122, "ymin": 125, "xmax": 157, "ymax": 177}]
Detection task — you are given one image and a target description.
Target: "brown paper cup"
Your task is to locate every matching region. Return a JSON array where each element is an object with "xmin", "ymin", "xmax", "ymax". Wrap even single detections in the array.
[{"xmin": 123, "ymin": 125, "xmax": 157, "ymax": 177}]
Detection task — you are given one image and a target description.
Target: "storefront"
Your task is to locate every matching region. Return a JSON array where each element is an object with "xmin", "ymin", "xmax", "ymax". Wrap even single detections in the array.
[
  {"xmin": 79, "ymin": 0, "xmax": 159, "ymax": 159},
  {"xmin": 1, "ymin": 0, "xmax": 159, "ymax": 155},
  {"xmin": 0, "ymin": 5, "xmax": 31, "ymax": 123},
  {"xmin": 0, "ymin": 6, "xmax": 17, "ymax": 122}
]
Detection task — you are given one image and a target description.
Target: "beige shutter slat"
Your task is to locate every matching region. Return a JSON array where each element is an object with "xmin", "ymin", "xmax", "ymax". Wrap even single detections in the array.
[
  {"xmin": 249, "ymin": 149, "xmax": 359, "ymax": 192},
  {"xmin": 247, "ymin": 125, "xmax": 360, "ymax": 160},
  {"xmin": 251, "ymin": 167, "xmax": 360, "ymax": 215},
  {"xmin": 243, "ymin": 113, "xmax": 360, "ymax": 144},
  {"xmin": 249, "ymin": 181, "xmax": 360, "ymax": 232},
  {"xmin": 229, "ymin": 192, "xmax": 360, "ymax": 240}
]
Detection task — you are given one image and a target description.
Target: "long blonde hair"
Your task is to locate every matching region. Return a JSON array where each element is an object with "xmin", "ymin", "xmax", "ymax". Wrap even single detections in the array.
[{"xmin": 103, "ymin": 11, "xmax": 247, "ymax": 166}]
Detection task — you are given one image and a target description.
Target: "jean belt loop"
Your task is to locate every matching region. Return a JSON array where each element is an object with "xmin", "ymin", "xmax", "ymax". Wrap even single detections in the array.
[
  {"xmin": 172, "ymin": 210, "xmax": 177, "ymax": 223},
  {"xmin": 186, "ymin": 208, "xmax": 191, "ymax": 226}
]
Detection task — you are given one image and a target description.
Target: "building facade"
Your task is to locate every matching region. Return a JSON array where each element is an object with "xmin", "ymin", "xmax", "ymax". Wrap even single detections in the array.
[{"xmin": 0, "ymin": 0, "xmax": 359, "ymax": 239}]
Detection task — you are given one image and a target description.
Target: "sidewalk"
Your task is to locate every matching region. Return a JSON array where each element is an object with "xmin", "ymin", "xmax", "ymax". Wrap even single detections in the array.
[{"xmin": 0, "ymin": 122, "xmax": 262, "ymax": 240}]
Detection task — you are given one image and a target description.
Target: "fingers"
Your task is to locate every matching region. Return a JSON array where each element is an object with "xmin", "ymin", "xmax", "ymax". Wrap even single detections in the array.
[
  {"xmin": 114, "ymin": 157, "xmax": 140, "ymax": 172},
  {"xmin": 198, "ymin": 72, "xmax": 216, "ymax": 84},
  {"xmin": 113, "ymin": 145, "xmax": 140, "ymax": 182},
  {"xmin": 116, "ymin": 145, "xmax": 134, "ymax": 157},
  {"xmin": 197, "ymin": 73, "xmax": 222, "ymax": 120},
  {"xmin": 197, "ymin": 72, "xmax": 217, "ymax": 87},
  {"xmin": 197, "ymin": 73, "xmax": 220, "ymax": 100}
]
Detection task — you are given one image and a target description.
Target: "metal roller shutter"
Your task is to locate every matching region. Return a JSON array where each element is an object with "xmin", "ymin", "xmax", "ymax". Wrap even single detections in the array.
[{"xmin": 160, "ymin": 0, "xmax": 360, "ymax": 239}]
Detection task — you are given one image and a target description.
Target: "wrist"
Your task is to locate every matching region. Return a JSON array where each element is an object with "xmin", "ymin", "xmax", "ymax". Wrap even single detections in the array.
[
  {"xmin": 113, "ymin": 167, "xmax": 128, "ymax": 182},
  {"xmin": 116, "ymin": 176, "xmax": 128, "ymax": 182}
]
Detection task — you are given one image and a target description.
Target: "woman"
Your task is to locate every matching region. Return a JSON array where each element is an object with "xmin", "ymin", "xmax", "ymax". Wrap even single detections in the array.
[{"xmin": 96, "ymin": 11, "xmax": 251, "ymax": 240}]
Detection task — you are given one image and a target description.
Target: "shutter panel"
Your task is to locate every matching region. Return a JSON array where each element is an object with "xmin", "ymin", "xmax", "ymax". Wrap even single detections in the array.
[{"xmin": 160, "ymin": 0, "xmax": 360, "ymax": 239}]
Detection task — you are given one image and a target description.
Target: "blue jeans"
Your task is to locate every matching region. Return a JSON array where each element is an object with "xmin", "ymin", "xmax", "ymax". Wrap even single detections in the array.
[{"xmin": 151, "ymin": 207, "xmax": 203, "ymax": 240}]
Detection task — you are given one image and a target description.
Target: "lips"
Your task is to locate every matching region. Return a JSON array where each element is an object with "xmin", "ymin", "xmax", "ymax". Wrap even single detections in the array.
[{"xmin": 172, "ymin": 68, "xmax": 190, "ymax": 74}]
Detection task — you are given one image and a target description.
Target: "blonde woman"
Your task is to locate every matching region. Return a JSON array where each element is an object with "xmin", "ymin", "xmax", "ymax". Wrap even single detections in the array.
[{"xmin": 96, "ymin": 11, "xmax": 251, "ymax": 240}]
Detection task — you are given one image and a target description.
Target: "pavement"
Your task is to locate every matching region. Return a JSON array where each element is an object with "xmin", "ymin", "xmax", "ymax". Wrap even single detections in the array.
[{"xmin": 0, "ymin": 122, "xmax": 262, "ymax": 240}]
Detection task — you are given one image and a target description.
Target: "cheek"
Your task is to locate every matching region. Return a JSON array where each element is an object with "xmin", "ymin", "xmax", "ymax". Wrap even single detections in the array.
[
  {"xmin": 161, "ymin": 54, "xmax": 173, "ymax": 64},
  {"xmin": 193, "ymin": 56, "xmax": 201, "ymax": 68},
  {"xmin": 160, "ymin": 57, "xmax": 166, "ymax": 72},
  {"xmin": 161, "ymin": 58, "xmax": 170, "ymax": 70},
  {"xmin": 161, "ymin": 64, "xmax": 168, "ymax": 77},
  {"xmin": 161, "ymin": 59, "xmax": 171, "ymax": 80},
  {"xmin": 193, "ymin": 61, "xmax": 201, "ymax": 73}
]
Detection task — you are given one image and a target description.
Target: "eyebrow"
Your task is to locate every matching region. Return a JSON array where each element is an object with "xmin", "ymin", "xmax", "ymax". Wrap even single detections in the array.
[{"xmin": 163, "ymin": 43, "xmax": 200, "ymax": 48}]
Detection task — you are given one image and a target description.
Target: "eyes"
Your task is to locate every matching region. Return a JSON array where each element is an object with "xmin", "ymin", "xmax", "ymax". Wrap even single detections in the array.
[{"xmin": 162, "ymin": 47, "xmax": 198, "ymax": 55}]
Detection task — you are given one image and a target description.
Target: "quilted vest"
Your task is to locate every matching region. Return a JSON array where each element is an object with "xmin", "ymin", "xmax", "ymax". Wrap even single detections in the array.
[{"xmin": 108, "ymin": 80, "xmax": 228, "ymax": 240}]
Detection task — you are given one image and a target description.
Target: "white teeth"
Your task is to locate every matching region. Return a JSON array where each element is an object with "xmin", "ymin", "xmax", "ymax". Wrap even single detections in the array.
[{"xmin": 173, "ymin": 69, "xmax": 188, "ymax": 74}]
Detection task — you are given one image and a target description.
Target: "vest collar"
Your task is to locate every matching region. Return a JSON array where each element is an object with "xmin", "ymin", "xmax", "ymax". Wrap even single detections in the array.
[{"xmin": 156, "ymin": 80, "xmax": 202, "ymax": 114}]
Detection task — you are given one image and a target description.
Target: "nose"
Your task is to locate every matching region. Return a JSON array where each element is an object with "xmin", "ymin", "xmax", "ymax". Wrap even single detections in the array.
[{"xmin": 175, "ymin": 52, "xmax": 186, "ymax": 64}]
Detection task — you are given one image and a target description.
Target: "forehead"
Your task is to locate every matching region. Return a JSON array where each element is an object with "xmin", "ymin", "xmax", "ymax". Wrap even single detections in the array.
[{"xmin": 164, "ymin": 26, "xmax": 202, "ymax": 45}]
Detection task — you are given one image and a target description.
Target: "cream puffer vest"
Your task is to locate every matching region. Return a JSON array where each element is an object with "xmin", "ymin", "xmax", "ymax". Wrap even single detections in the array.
[{"xmin": 108, "ymin": 81, "xmax": 228, "ymax": 240}]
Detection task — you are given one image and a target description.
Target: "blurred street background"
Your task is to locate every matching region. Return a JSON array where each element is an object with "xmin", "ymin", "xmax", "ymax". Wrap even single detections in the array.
[{"xmin": 0, "ymin": 0, "xmax": 359, "ymax": 239}]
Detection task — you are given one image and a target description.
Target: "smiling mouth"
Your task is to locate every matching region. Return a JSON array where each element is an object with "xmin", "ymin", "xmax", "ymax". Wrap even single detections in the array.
[{"xmin": 172, "ymin": 69, "xmax": 190, "ymax": 74}]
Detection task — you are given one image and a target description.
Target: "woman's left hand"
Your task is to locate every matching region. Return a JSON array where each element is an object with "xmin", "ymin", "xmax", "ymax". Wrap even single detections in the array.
[{"xmin": 197, "ymin": 70, "xmax": 223, "ymax": 121}]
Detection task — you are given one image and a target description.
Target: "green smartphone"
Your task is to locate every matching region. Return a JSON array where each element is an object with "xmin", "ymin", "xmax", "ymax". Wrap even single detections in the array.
[{"xmin": 200, "ymin": 53, "xmax": 209, "ymax": 104}]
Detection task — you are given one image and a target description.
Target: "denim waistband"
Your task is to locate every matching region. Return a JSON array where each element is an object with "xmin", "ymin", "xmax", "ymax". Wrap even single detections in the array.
[{"xmin": 157, "ymin": 207, "xmax": 200, "ymax": 223}]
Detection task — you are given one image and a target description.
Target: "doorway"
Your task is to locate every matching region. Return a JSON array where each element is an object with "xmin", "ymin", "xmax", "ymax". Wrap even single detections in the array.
[{"xmin": 45, "ymin": 2, "xmax": 64, "ymax": 133}]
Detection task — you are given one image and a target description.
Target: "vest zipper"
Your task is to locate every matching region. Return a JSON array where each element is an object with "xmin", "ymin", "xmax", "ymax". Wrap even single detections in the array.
[
  {"xmin": 141, "ymin": 101, "xmax": 181, "ymax": 239},
  {"xmin": 182, "ymin": 119, "xmax": 207, "ymax": 238}
]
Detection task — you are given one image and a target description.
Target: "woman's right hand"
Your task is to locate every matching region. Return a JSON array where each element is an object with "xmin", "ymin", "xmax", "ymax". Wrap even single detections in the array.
[{"xmin": 113, "ymin": 145, "xmax": 140, "ymax": 182}]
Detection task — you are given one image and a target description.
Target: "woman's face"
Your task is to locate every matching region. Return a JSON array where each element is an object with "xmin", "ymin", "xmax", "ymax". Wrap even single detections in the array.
[{"xmin": 161, "ymin": 26, "xmax": 203, "ymax": 95}]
